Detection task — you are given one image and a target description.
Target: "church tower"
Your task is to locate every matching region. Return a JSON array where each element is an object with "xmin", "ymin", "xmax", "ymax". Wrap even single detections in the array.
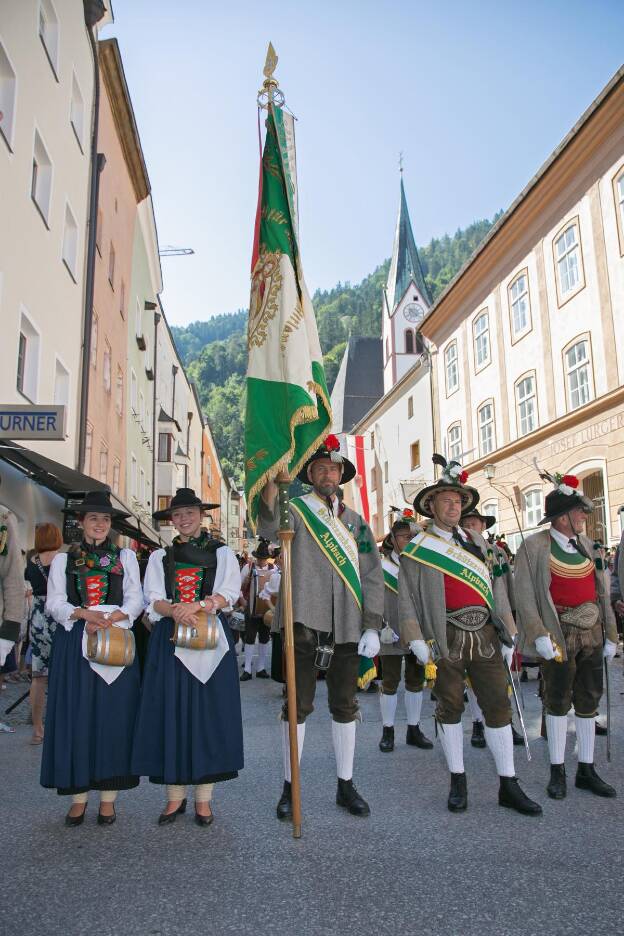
[{"xmin": 382, "ymin": 172, "xmax": 431, "ymax": 394}]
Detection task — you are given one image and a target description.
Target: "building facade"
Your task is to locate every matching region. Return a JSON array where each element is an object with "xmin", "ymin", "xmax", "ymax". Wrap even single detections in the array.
[{"xmin": 421, "ymin": 67, "xmax": 624, "ymax": 548}]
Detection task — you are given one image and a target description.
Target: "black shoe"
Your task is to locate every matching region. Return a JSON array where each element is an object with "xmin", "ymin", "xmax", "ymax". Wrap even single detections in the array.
[
  {"xmin": 240, "ymin": 671, "xmax": 252, "ymax": 682},
  {"xmin": 256, "ymin": 669, "xmax": 270, "ymax": 679},
  {"xmin": 97, "ymin": 806, "xmax": 116, "ymax": 826},
  {"xmin": 511, "ymin": 724, "xmax": 524, "ymax": 747},
  {"xmin": 448, "ymin": 772, "xmax": 467, "ymax": 812},
  {"xmin": 379, "ymin": 726, "xmax": 394, "ymax": 753},
  {"xmin": 336, "ymin": 779, "xmax": 370, "ymax": 816},
  {"xmin": 498, "ymin": 777, "xmax": 542, "ymax": 815},
  {"xmin": 64, "ymin": 805, "xmax": 87, "ymax": 827},
  {"xmin": 575, "ymin": 763, "xmax": 616, "ymax": 798},
  {"xmin": 520, "ymin": 670, "xmax": 528, "ymax": 682},
  {"xmin": 406, "ymin": 724, "xmax": 433, "ymax": 749},
  {"xmin": 547, "ymin": 764, "xmax": 567, "ymax": 800},
  {"xmin": 276, "ymin": 781, "xmax": 293, "ymax": 820},
  {"xmin": 595, "ymin": 721, "xmax": 608, "ymax": 736},
  {"xmin": 158, "ymin": 798, "xmax": 187, "ymax": 825},
  {"xmin": 194, "ymin": 807, "xmax": 215, "ymax": 827},
  {"xmin": 541, "ymin": 713, "xmax": 548, "ymax": 740},
  {"xmin": 471, "ymin": 720, "xmax": 486, "ymax": 748}
]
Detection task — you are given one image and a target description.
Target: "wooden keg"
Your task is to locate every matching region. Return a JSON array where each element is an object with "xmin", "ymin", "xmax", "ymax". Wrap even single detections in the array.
[
  {"xmin": 86, "ymin": 627, "xmax": 136, "ymax": 667},
  {"xmin": 172, "ymin": 610, "xmax": 219, "ymax": 651}
]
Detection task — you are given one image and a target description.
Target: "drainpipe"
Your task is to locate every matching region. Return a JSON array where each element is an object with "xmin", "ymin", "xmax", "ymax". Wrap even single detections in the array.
[
  {"xmin": 152, "ymin": 310, "xmax": 160, "ymax": 508},
  {"xmin": 78, "ymin": 0, "xmax": 106, "ymax": 472}
]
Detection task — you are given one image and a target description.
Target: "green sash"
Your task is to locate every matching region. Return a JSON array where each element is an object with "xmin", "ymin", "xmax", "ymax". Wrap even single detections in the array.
[
  {"xmin": 291, "ymin": 493, "xmax": 362, "ymax": 610},
  {"xmin": 402, "ymin": 530, "xmax": 493, "ymax": 610},
  {"xmin": 382, "ymin": 556, "xmax": 399, "ymax": 594}
]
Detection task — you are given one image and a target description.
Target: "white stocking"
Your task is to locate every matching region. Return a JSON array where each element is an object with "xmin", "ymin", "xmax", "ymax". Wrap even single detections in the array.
[
  {"xmin": 484, "ymin": 725, "xmax": 515, "ymax": 777},
  {"xmin": 332, "ymin": 720, "xmax": 356, "ymax": 781},
  {"xmin": 438, "ymin": 721, "xmax": 464, "ymax": 774},
  {"xmin": 405, "ymin": 690, "xmax": 423, "ymax": 727},
  {"xmin": 380, "ymin": 692, "xmax": 397, "ymax": 727},
  {"xmin": 281, "ymin": 719, "xmax": 305, "ymax": 782}
]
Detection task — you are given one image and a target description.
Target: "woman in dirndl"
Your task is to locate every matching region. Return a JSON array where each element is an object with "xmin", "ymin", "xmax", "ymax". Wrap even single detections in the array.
[
  {"xmin": 41, "ymin": 491, "xmax": 143, "ymax": 827},
  {"xmin": 132, "ymin": 488, "xmax": 243, "ymax": 827}
]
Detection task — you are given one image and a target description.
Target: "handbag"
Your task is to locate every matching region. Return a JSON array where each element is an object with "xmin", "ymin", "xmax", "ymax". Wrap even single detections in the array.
[
  {"xmin": 172, "ymin": 610, "xmax": 220, "ymax": 651},
  {"xmin": 86, "ymin": 627, "xmax": 136, "ymax": 666}
]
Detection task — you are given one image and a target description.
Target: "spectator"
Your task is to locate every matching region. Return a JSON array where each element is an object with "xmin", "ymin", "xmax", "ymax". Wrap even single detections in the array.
[{"xmin": 0, "ymin": 503, "xmax": 26, "ymax": 732}]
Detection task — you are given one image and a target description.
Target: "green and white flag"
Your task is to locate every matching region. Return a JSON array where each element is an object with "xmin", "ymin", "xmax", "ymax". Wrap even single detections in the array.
[{"xmin": 245, "ymin": 104, "xmax": 331, "ymax": 530}]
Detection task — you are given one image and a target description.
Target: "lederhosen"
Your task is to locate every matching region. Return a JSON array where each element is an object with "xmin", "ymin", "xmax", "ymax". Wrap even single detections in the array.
[
  {"xmin": 380, "ymin": 554, "xmax": 425, "ymax": 695},
  {"xmin": 244, "ymin": 564, "xmax": 272, "ymax": 646}
]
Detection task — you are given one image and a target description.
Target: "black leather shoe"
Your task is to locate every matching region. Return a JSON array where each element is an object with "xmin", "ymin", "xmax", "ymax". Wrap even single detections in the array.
[
  {"xmin": 379, "ymin": 726, "xmax": 394, "ymax": 752},
  {"xmin": 471, "ymin": 720, "xmax": 486, "ymax": 748},
  {"xmin": 595, "ymin": 722, "xmax": 608, "ymax": 736},
  {"xmin": 575, "ymin": 763, "xmax": 616, "ymax": 798},
  {"xmin": 406, "ymin": 724, "xmax": 433, "ymax": 749},
  {"xmin": 547, "ymin": 764, "xmax": 567, "ymax": 800},
  {"xmin": 158, "ymin": 798, "xmax": 187, "ymax": 825},
  {"xmin": 511, "ymin": 724, "xmax": 524, "ymax": 747},
  {"xmin": 336, "ymin": 779, "xmax": 370, "ymax": 816},
  {"xmin": 499, "ymin": 777, "xmax": 542, "ymax": 815},
  {"xmin": 240, "ymin": 671, "xmax": 252, "ymax": 682},
  {"xmin": 97, "ymin": 806, "xmax": 116, "ymax": 826},
  {"xmin": 64, "ymin": 805, "xmax": 87, "ymax": 827},
  {"xmin": 276, "ymin": 781, "xmax": 293, "ymax": 820},
  {"xmin": 194, "ymin": 807, "xmax": 215, "ymax": 827},
  {"xmin": 256, "ymin": 669, "xmax": 270, "ymax": 679},
  {"xmin": 448, "ymin": 772, "xmax": 467, "ymax": 812}
]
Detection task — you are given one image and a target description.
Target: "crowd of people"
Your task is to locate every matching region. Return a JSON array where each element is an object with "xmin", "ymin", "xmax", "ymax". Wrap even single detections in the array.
[{"xmin": 0, "ymin": 435, "xmax": 621, "ymax": 827}]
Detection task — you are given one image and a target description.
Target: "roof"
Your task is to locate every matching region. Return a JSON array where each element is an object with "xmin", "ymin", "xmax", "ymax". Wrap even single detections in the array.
[
  {"xmin": 330, "ymin": 337, "xmax": 384, "ymax": 434},
  {"xmin": 385, "ymin": 177, "xmax": 431, "ymax": 313}
]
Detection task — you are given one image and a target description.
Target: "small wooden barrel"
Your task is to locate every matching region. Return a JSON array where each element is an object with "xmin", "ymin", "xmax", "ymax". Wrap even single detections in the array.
[
  {"xmin": 86, "ymin": 628, "xmax": 136, "ymax": 667},
  {"xmin": 173, "ymin": 611, "xmax": 219, "ymax": 651}
]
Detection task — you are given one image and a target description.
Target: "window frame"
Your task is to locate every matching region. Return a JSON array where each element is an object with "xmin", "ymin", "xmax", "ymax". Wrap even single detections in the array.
[
  {"xmin": 99, "ymin": 445, "xmax": 108, "ymax": 485},
  {"xmin": 612, "ymin": 165, "xmax": 624, "ymax": 257},
  {"xmin": 507, "ymin": 268, "xmax": 532, "ymax": 343},
  {"xmin": 472, "ymin": 309, "xmax": 491, "ymax": 371},
  {"xmin": 103, "ymin": 339, "xmax": 111, "ymax": 394},
  {"xmin": 477, "ymin": 399, "xmax": 496, "ymax": 457},
  {"xmin": 514, "ymin": 370, "xmax": 538, "ymax": 438},
  {"xmin": 410, "ymin": 440, "xmax": 421, "ymax": 470},
  {"xmin": 447, "ymin": 422, "xmax": 462, "ymax": 461},
  {"xmin": 61, "ymin": 199, "xmax": 79, "ymax": 282},
  {"xmin": 31, "ymin": 127, "xmax": 53, "ymax": 227},
  {"xmin": 115, "ymin": 365, "xmax": 123, "ymax": 417},
  {"xmin": 38, "ymin": 0, "xmax": 60, "ymax": 81},
  {"xmin": 563, "ymin": 334, "xmax": 594, "ymax": 412},
  {"xmin": 16, "ymin": 309, "xmax": 40, "ymax": 403},
  {"xmin": 0, "ymin": 40, "xmax": 18, "ymax": 152},
  {"xmin": 481, "ymin": 500, "xmax": 499, "ymax": 535},
  {"xmin": 407, "ymin": 395, "xmax": 414, "ymax": 419},
  {"xmin": 69, "ymin": 70, "xmax": 85, "ymax": 152},
  {"xmin": 404, "ymin": 329, "xmax": 414, "ymax": 354},
  {"xmin": 553, "ymin": 217, "xmax": 585, "ymax": 307},
  {"xmin": 108, "ymin": 242, "xmax": 115, "ymax": 289},
  {"xmin": 84, "ymin": 422, "xmax": 93, "ymax": 475},
  {"xmin": 444, "ymin": 340, "xmax": 459, "ymax": 396},
  {"xmin": 523, "ymin": 487, "xmax": 544, "ymax": 529}
]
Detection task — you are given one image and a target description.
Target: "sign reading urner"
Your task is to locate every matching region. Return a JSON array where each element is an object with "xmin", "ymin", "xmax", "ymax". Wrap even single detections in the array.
[{"xmin": 0, "ymin": 405, "xmax": 66, "ymax": 440}]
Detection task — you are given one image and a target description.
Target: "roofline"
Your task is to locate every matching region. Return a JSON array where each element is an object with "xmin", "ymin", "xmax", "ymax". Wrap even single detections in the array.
[{"xmin": 350, "ymin": 353, "xmax": 430, "ymax": 433}]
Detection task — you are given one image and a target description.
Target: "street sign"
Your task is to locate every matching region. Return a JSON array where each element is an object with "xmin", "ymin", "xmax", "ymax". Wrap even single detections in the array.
[{"xmin": 0, "ymin": 404, "xmax": 66, "ymax": 440}]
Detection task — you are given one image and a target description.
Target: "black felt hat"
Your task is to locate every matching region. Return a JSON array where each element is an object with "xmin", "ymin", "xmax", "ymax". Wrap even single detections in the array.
[
  {"xmin": 63, "ymin": 490, "xmax": 130, "ymax": 519},
  {"xmin": 414, "ymin": 454, "xmax": 479, "ymax": 519},
  {"xmin": 252, "ymin": 538, "xmax": 271, "ymax": 560},
  {"xmin": 538, "ymin": 489, "xmax": 594, "ymax": 525},
  {"xmin": 296, "ymin": 434, "xmax": 356, "ymax": 485},
  {"xmin": 462, "ymin": 508, "xmax": 497, "ymax": 530},
  {"xmin": 152, "ymin": 487, "xmax": 219, "ymax": 521}
]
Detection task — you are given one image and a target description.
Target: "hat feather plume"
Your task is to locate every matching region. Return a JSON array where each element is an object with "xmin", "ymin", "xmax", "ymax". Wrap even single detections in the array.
[{"xmin": 532, "ymin": 457, "xmax": 556, "ymax": 486}]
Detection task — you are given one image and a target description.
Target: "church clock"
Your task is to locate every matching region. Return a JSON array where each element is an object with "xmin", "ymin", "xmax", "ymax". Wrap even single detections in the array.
[{"xmin": 403, "ymin": 302, "xmax": 424, "ymax": 323}]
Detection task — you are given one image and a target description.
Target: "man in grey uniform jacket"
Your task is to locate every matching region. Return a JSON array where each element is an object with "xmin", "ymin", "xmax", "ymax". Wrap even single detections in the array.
[{"xmin": 259, "ymin": 435, "xmax": 383, "ymax": 819}]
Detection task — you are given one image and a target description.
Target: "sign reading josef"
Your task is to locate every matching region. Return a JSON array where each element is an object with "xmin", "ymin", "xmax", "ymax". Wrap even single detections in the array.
[{"xmin": 0, "ymin": 405, "xmax": 66, "ymax": 440}]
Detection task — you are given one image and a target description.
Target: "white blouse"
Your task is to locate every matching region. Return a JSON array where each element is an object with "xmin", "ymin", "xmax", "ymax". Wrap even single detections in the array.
[
  {"xmin": 46, "ymin": 549, "xmax": 144, "ymax": 631},
  {"xmin": 143, "ymin": 544, "xmax": 241, "ymax": 622}
]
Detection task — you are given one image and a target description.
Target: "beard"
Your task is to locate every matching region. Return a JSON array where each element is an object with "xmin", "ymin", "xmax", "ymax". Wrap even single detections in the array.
[{"xmin": 314, "ymin": 481, "xmax": 339, "ymax": 498}]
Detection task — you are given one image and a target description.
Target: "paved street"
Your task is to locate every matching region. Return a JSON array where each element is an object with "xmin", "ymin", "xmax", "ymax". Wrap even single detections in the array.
[{"xmin": 1, "ymin": 653, "xmax": 622, "ymax": 936}]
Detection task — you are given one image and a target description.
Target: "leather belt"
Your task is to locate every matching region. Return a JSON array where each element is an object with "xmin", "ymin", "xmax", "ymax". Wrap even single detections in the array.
[{"xmin": 446, "ymin": 605, "xmax": 490, "ymax": 631}]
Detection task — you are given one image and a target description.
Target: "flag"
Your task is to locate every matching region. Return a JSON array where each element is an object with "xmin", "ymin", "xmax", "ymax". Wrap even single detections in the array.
[{"xmin": 245, "ymin": 104, "xmax": 331, "ymax": 529}]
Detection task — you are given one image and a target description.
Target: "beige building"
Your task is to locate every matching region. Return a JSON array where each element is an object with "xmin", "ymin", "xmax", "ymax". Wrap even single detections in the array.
[{"xmin": 420, "ymin": 66, "xmax": 624, "ymax": 548}]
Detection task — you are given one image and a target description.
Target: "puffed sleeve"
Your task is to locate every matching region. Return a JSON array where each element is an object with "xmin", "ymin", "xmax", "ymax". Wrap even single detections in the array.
[
  {"xmin": 117, "ymin": 549, "xmax": 144, "ymax": 627},
  {"xmin": 213, "ymin": 545, "xmax": 242, "ymax": 610},
  {"xmin": 45, "ymin": 553, "xmax": 77, "ymax": 632},
  {"xmin": 143, "ymin": 549, "xmax": 167, "ymax": 623}
]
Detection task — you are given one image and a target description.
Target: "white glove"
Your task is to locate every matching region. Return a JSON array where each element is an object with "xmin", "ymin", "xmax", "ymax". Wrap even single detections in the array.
[
  {"xmin": 535, "ymin": 635, "xmax": 556, "ymax": 661},
  {"xmin": 0, "ymin": 639, "xmax": 14, "ymax": 667},
  {"xmin": 501, "ymin": 642, "xmax": 514, "ymax": 667},
  {"xmin": 358, "ymin": 629, "xmax": 380, "ymax": 659},
  {"xmin": 409, "ymin": 639, "xmax": 430, "ymax": 665},
  {"xmin": 603, "ymin": 640, "xmax": 617, "ymax": 661}
]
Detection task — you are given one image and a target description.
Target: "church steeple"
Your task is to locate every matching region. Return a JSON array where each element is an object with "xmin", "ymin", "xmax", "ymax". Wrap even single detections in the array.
[{"xmin": 385, "ymin": 175, "xmax": 431, "ymax": 314}]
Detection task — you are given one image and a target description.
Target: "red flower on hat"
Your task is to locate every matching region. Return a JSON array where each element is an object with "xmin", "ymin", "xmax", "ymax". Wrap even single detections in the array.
[
  {"xmin": 325, "ymin": 434, "xmax": 340, "ymax": 451},
  {"xmin": 402, "ymin": 509, "xmax": 414, "ymax": 518},
  {"xmin": 459, "ymin": 470, "xmax": 469, "ymax": 484},
  {"xmin": 561, "ymin": 475, "xmax": 579, "ymax": 489}
]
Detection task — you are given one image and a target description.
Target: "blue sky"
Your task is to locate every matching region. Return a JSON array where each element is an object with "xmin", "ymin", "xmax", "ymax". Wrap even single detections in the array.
[{"xmin": 102, "ymin": 0, "xmax": 624, "ymax": 326}]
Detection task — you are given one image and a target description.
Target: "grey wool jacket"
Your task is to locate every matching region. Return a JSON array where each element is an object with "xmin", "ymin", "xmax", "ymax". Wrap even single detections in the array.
[
  {"xmin": 0, "ymin": 510, "xmax": 25, "ymax": 642},
  {"xmin": 257, "ymin": 494, "xmax": 383, "ymax": 644},
  {"xmin": 514, "ymin": 528, "xmax": 617, "ymax": 660},
  {"xmin": 398, "ymin": 528, "xmax": 514, "ymax": 657},
  {"xmin": 380, "ymin": 553, "xmax": 407, "ymax": 657}
]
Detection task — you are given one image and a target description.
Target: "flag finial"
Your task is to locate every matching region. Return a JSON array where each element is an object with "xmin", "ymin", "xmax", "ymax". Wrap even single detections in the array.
[{"xmin": 258, "ymin": 42, "xmax": 285, "ymax": 109}]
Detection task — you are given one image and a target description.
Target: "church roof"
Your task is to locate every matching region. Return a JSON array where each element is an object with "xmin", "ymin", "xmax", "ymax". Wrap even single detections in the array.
[
  {"xmin": 330, "ymin": 337, "xmax": 384, "ymax": 434},
  {"xmin": 384, "ymin": 178, "xmax": 431, "ymax": 313}
]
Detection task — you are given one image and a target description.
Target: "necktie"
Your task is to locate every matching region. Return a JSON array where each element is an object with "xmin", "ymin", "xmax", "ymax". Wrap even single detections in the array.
[
  {"xmin": 453, "ymin": 528, "xmax": 484, "ymax": 562},
  {"xmin": 569, "ymin": 537, "xmax": 590, "ymax": 559}
]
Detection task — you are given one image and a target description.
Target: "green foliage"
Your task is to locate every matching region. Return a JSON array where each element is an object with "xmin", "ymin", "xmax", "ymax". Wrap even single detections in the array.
[
  {"xmin": 171, "ymin": 310, "xmax": 248, "ymax": 366},
  {"xmin": 202, "ymin": 374, "xmax": 246, "ymax": 486}
]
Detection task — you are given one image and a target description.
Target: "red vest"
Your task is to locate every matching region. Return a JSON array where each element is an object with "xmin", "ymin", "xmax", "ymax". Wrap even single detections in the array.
[
  {"xmin": 444, "ymin": 574, "xmax": 487, "ymax": 611},
  {"xmin": 549, "ymin": 540, "xmax": 596, "ymax": 608}
]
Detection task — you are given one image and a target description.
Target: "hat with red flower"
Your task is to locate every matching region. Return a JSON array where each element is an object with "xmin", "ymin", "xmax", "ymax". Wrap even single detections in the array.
[
  {"xmin": 296, "ymin": 434, "xmax": 356, "ymax": 485},
  {"xmin": 533, "ymin": 464, "xmax": 594, "ymax": 525},
  {"xmin": 381, "ymin": 507, "xmax": 420, "ymax": 552},
  {"xmin": 413, "ymin": 454, "xmax": 480, "ymax": 519}
]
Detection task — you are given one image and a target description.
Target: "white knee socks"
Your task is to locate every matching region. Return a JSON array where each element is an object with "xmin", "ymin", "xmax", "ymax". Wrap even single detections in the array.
[
  {"xmin": 195, "ymin": 783, "xmax": 214, "ymax": 803},
  {"xmin": 467, "ymin": 687, "xmax": 484, "ymax": 723},
  {"xmin": 281, "ymin": 719, "xmax": 305, "ymax": 782},
  {"xmin": 166, "ymin": 784, "xmax": 187, "ymax": 802},
  {"xmin": 546, "ymin": 714, "xmax": 567, "ymax": 765},
  {"xmin": 257, "ymin": 641, "xmax": 270, "ymax": 672},
  {"xmin": 380, "ymin": 692, "xmax": 397, "ymax": 727},
  {"xmin": 100, "ymin": 790, "xmax": 118, "ymax": 804},
  {"xmin": 405, "ymin": 690, "xmax": 423, "ymax": 727},
  {"xmin": 575, "ymin": 716, "xmax": 595, "ymax": 764},
  {"xmin": 72, "ymin": 792, "xmax": 88, "ymax": 805},
  {"xmin": 243, "ymin": 643, "xmax": 255, "ymax": 674},
  {"xmin": 438, "ymin": 721, "xmax": 464, "ymax": 774},
  {"xmin": 332, "ymin": 720, "xmax": 356, "ymax": 781},
  {"xmin": 484, "ymin": 724, "xmax": 515, "ymax": 777}
]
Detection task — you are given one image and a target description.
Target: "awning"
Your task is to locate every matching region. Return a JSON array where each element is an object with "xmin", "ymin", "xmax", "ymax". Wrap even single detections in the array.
[{"xmin": 0, "ymin": 441, "xmax": 163, "ymax": 548}]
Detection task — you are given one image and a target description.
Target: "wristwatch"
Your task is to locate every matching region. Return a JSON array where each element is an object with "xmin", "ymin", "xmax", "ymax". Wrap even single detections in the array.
[{"xmin": 199, "ymin": 600, "xmax": 207, "ymax": 610}]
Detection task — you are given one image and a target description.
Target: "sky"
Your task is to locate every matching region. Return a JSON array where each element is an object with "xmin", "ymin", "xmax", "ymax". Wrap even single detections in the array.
[{"xmin": 102, "ymin": 0, "xmax": 624, "ymax": 327}]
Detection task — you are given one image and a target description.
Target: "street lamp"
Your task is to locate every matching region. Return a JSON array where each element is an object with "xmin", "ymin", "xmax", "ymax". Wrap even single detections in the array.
[{"xmin": 484, "ymin": 463, "xmax": 496, "ymax": 481}]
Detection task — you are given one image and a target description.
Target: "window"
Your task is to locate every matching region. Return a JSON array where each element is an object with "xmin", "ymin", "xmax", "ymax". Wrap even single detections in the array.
[
  {"xmin": 84, "ymin": 423, "xmax": 93, "ymax": 474},
  {"xmin": 370, "ymin": 431, "xmax": 375, "ymax": 449},
  {"xmin": 16, "ymin": 311, "xmax": 40, "ymax": 401},
  {"xmin": 91, "ymin": 313, "xmax": 98, "ymax": 367},
  {"xmin": 555, "ymin": 223, "xmax": 582, "ymax": 298},
  {"xmin": 115, "ymin": 366, "xmax": 123, "ymax": 416},
  {"xmin": 371, "ymin": 467, "xmax": 377, "ymax": 489},
  {"xmin": 384, "ymin": 461, "xmax": 388, "ymax": 483},
  {"xmin": 482, "ymin": 500, "xmax": 499, "ymax": 535},
  {"xmin": 158, "ymin": 432, "xmax": 173, "ymax": 462},
  {"xmin": 515, "ymin": 374, "xmax": 537, "ymax": 436},
  {"xmin": 473, "ymin": 311, "xmax": 490, "ymax": 368},
  {"xmin": 444, "ymin": 342, "xmax": 459, "ymax": 394},
  {"xmin": 135, "ymin": 299, "xmax": 142, "ymax": 338},
  {"xmin": 130, "ymin": 369, "xmax": 138, "ymax": 413},
  {"xmin": 70, "ymin": 72, "xmax": 85, "ymax": 150},
  {"xmin": 96, "ymin": 210, "xmax": 103, "ymax": 254},
  {"xmin": 139, "ymin": 468, "xmax": 146, "ymax": 505},
  {"xmin": 53, "ymin": 358, "xmax": 69, "ymax": 409},
  {"xmin": 62, "ymin": 203, "xmax": 78, "ymax": 280},
  {"xmin": 139, "ymin": 391, "xmax": 145, "ymax": 427},
  {"xmin": 410, "ymin": 441, "xmax": 421, "ymax": 470},
  {"xmin": 206, "ymin": 457, "xmax": 212, "ymax": 486},
  {"xmin": 157, "ymin": 495, "xmax": 172, "ymax": 524},
  {"xmin": 31, "ymin": 130, "xmax": 52, "ymax": 224},
  {"xmin": 565, "ymin": 339, "xmax": 593, "ymax": 410},
  {"xmin": 0, "ymin": 42, "xmax": 17, "ymax": 149},
  {"xmin": 447, "ymin": 423, "xmax": 462, "ymax": 461},
  {"xmin": 478, "ymin": 401, "xmax": 495, "ymax": 456},
  {"xmin": 112, "ymin": 461, "xmax": 120, "ymax": 494},
  {"xmin": 103, "ymin": 340, "xmax": 111, "ymax": 393},
  {"xmin": 131, "ymin": 455, "xmax": 138, "ymax": 499},
  {"xmin": 108, "ymin": 243, "xmax": 115, "ymax": 288},
  {"xmin": 523, "ymin": 489, "xmax": 543, "ymax": 528},
  {"xmin": 119, "ymin": 280, "xmax": 126, "ymax": 319},
  {"xmin": 38, "ymin": 0, "xmax": 59, "ymax": 77},
  {"xmin": 509, "ymin": 271, "xmax": 530, "ymax": 337},
  {"xmin": 407, "ymin": 396, "xmax": 414, "ymax": 419},
  {"xmin": 405, "ymin": 330, "xmax": 414, "ymax": 354},
  {"xmin": 385, "ymin": 337, "xmax": 389, "ymax": 361},
  {"xmin": 99, "ymin": 446, "xmax": 108, "ymax": 484},
  {"xmin": 614, "ymin": 170, "xmax": 624, "ymax": 253}
]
